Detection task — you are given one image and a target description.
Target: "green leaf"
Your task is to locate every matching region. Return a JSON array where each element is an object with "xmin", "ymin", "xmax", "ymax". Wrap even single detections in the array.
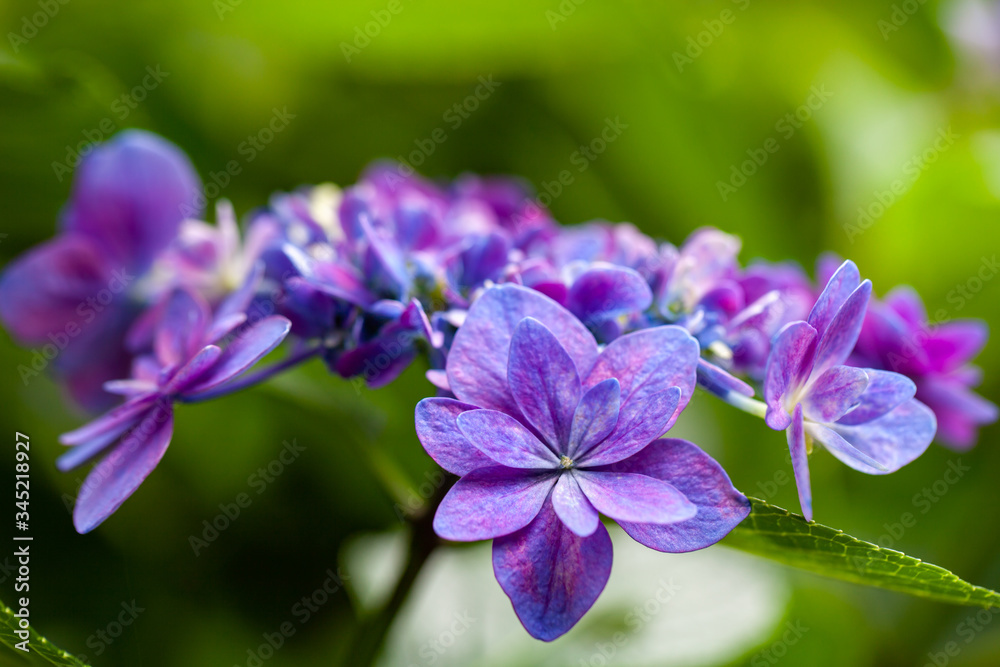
[
  {"xmin": 724, "ymin": 497, "xmax": 1000, "ymax": 609},
  {"xmin": 0, "ymin": 597, "xmax": 89, "ymax": 667}
]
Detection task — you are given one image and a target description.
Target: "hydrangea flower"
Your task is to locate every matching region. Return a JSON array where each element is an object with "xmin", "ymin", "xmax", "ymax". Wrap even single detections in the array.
[
  {"xmin": 58, "ymin": 287, "xmax": 290, "ymax": 533},
  {"xmin": 852, "ymin": 286, "xmax": 998, "ymax": 450},
  {"xmin": 415, "ymin": 284, "xmax": 750, "ymax": 640},
  {"xmin": 763, "ymin": 261, "xmax": 937, "ymax": 520},
  {"xmin": 0, "ymin": 130, "xmax": 202, "ymax": 409}
]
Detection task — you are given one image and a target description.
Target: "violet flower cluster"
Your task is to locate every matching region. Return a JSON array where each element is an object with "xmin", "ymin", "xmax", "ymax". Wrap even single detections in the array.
[{"xmin": 1, "ymin": 130, "xmax": 994, "ymax": 640}]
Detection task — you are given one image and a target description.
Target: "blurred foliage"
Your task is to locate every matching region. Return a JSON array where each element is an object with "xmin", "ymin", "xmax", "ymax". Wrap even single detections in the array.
[{"xmin": 1, "ymin": 0, "xmax": 999, "ymax": 665}]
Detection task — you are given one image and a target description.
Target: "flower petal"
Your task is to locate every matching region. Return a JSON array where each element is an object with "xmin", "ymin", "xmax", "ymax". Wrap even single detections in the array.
[
  {"xmin": 787, "ymin": 403, "xmax": 813, "ymax": 521},
  {"xmin": 838, "ymin": 369, "xmax": 915, "ymax": 426},
  {"xmin": 807, "ymin": 260, "xmax": 860, "ymax": 338},
  {"xmin": 415, "ymin": 398, "xmax": 494, "ymax": 476},
  {"xmin": 566, "ymin": 264, "xmax": 653, "ymax": 326},
  {"xmin": 154, "ymin": 288, "xmax": 211, "ymax": 369},
  {"xmin": 567, "ymin": 378, "xmax": 621, "ymax": 459},
  {"xmin": 582, "ymin": 326, "xmax": 698, "ymax": 462},
  {"xmin": 433, "ymin": 467, "xmax": 555, "ymax": 541},
  {"xmin": 600, "ymin": 438, "xmax": 750, "ymax": 552},
  {"xmin": 456, "ymin": 409, "xmax": 558, "ymax": 468},
  {"xmin": 507, "ymin": 318, "xmax": 581, "ymax": 450},
  {"xmin": 181, "ymin": 316, "xmax": 291, "ymax": 395},
  {"xmin": 763, "ymin": 321, "xmax": 817, "ymax": 430},
  {"xmin": 72, "ymin": 403, "xmax": 174, "ymax": 533},
  {"xmin": 446, "ymin": 284, "xmax": 598, "ymax": 417},
  {"xmin": 492, "ymin": 500, "xmax": 612, "ymax": 641},
  {"xmin": 575, "ymin": 470, "xmax": 696, "ymax": 525},
  {"xmin": 802, "ymin": 366, "xmax": 869, "ymax": 423},
  {"xmin": 551, "ymin": 473, "xmax": 600, "ymax": 537},
  {"xmin": 62, "ymin": 130, "xmax": 203, "ymax": 271},
  {"xmin": 808, "ymin": 398, "xmax": 935, "ymax": 474},
  {"xmin": 161, "ymin": 345, "xmax": 223, "ymax": 396},
  {"xmin": 576, "ymin": 388, "xmax": 680, "ymax": 467},
  {"xmin": 696, "ymin": 358, "xmax": 756, "ymax": 398},
  {"xmin": 59, "ymin": 394, "xmax": 161, "ymax": 446},
  {"xmin": 810, "ymin": 280, "xmax": 872, "ymax": 379}
]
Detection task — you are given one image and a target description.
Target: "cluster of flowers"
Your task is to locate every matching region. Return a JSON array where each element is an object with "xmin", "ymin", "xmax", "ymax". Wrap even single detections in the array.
[{"xmin": 1, "ymin": 130, "xmax": 995, "ymax": 640}]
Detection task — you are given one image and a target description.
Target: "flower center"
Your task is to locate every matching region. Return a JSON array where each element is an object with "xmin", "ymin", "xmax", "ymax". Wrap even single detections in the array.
[{"xmin": 559, "ymin": 455, "xmax": 574, "ymax": 470}]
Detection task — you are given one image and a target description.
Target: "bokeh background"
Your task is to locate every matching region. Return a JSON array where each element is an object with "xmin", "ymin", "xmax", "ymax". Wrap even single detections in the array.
[{"xmin": 2, "ymin": 0, "xmax": 1000, "ymax": 665}]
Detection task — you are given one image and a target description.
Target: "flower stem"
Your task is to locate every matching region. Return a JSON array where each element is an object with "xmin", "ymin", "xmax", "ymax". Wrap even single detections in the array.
[
  {"xmin": 721, "ymin": 390, "xmax": 769, "ymax": 419},
  {"xmin": 178, "ymin": 345, "xmax": 324, "ymax": 403},
  {"xmin": 345, "ymin": 478, "xmax": 451, "ymax": 666}
]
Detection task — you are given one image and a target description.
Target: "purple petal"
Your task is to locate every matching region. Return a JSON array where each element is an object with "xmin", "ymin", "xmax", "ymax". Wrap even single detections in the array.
[
  {"xmin": 207, "ymin": 263, "xmax": 263, "ymax": 341},
  {"xmin": 583, "ymin": 326, "xmax": 698, "ymax": 462},
  {"xmin": 575, "ymin": 470, "xmax": 696, "ymax": 525},
  {"xmin": 72, "ymin": 403, "xmax": 175, "ymax": 533},
  {"xmin": 415, "ymin": 398, "xmax": 494, "ymax": 475},
  {"xmin": 551, "ymin": 473, "xmax": 600, "ymax": 537},
  {"xmin": 576, "ymin": 388, "xmax": 680, "ymax": 468},
  {"xmin": 923, "ymin": 320, "xmax": 989, "ymax": 373},
  {"xmin": 566, "ymin": 265, "xmax": 653, "ymax": 325},
  {"xmin": 161, "ymin": 345, "xmax": 223, "ymax": 395},
  {"xmin": 568, "ymin": 379, "xmax": 621, "ymax": 459},
  {"xmin": 456, "ymin": 409, "xmax": 558, "ymax": 468},
  {"xmin": 802, "ymin": 366, "xmax": 869, "ymax": 423},
  {"xmin": 918, "ymin": 378, "xmax": 998, "ymax": 450},
  {"xmin": 809, "ymin": 398, "xmax": 936, "ymax": 474},
  {"xmin": 601, "ymin": 438, "xmax": 750, "ymax": 552},
  {"xmin": 787, "ymin": 404, "xmax": 813, "ymax": 521},
  {"xmin": 507, "ymin": 318, "xmax": 581, "ymax": 449},
  {"xmin": 884, "ymin": 285, "xmax": 927, "ymax": 327},
  {"xmin": 57, "ymin": 403, "xmax": 154, "ymax": 472},
  {"xmin": 62, "ymin": 130, "xmax": 202, "ymax": 271},
  {"xmin": 811, "ymin": 280, "xmax": 872, "ymax": 379},
  {"xmin": 433, "ymin": 467, "xmax": 555, "ymax": 541},
  {"xmin": 181, "ymin": 316, "xmax": 291, "ymax": 395},
  {"xmin": 838, "ymin": 369, "xmax": 916, "ymax": 425},
  {"xmin": 60, "ymin": 394, "xmax": 161, "ymax": 446},
  {"xmin": 447, "ymin": 285, "xmax": 598, "ymax": 416},
  {"xmin": 492, "ymin": 500, "xmax": 612, "ymax": 641},
  {"xmin": 763, "ymin": 321, "xmax": 817, "ymax": 430},
  {"xmin": 696, "ymin": 358, "xmax": 755, "ymax": 398},
  {"xmin": 0, "ymin": 235, "xmax": 111, "ymax": 343},
  {"xmin": 154, "ymin": 288, "xmax": 211, "ymax": 369},
  {"xmin": 807, "ymin": 260, "xmax": 860, "ymax": 338}
]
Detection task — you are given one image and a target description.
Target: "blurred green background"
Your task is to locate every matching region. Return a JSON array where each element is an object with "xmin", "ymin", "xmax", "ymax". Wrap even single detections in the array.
[{"xmin": 2, "ymin": 0, "xmax": 999, "ymax": 665}]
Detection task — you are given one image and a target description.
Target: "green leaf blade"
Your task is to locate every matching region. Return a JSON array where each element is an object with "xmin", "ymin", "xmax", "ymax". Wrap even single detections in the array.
[
  {"xmin": 724, "ymin": 497, "xmax": 1000, "ymax": 609},
  {"xmin": 0, "ymin": 597, "xmax": 90, "ymax": 667}
]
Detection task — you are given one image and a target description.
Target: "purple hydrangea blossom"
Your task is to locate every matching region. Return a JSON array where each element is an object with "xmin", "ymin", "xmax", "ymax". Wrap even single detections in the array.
[
  {"xmin": 763, "ymin": 261, "xmax": 937, "ymax": 520},
  {"xmin": 58, "ymin": 287, "xmax": 290, "ymax": 533},
  {"xmin": 415, "ymin": 284, "xmax": 750, "ymax": 640},
  {"xmin": 852, "ymin": 286, "xmax": 998, "ymax": 449},
  {"xmin": 0, "ymin": 130, "xmax": 203, "ymax": 410}
]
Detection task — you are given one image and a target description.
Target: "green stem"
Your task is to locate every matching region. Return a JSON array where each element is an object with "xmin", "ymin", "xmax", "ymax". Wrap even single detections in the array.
[{"xmin": 346, "ymin": 477, "xmax": 451, "ymax": 666}]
